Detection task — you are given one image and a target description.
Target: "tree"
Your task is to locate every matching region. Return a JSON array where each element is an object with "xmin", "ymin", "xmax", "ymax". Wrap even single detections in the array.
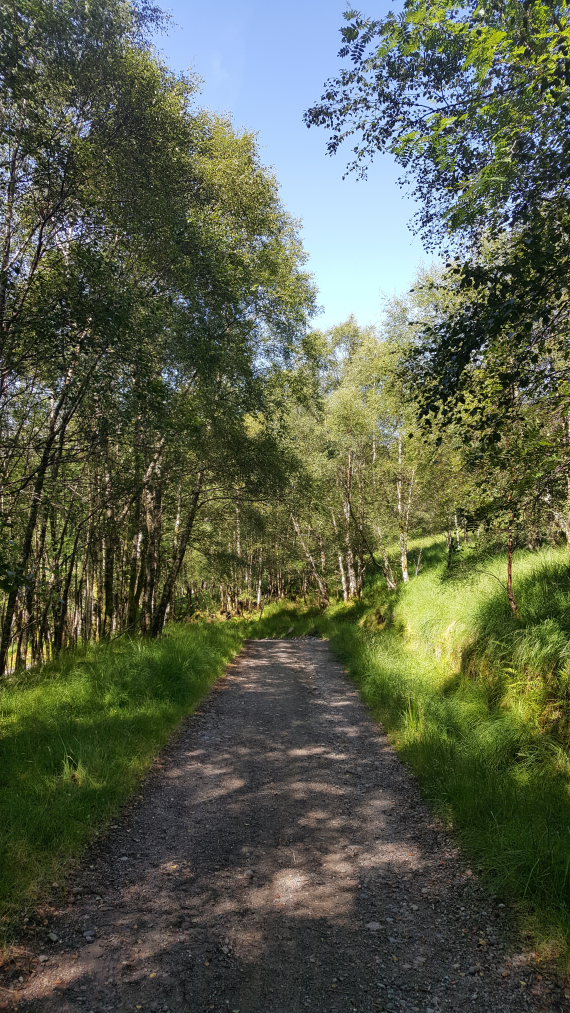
[
  {"xmin": 306, "ymin": 2, "xmax": 570, "ymax": 599},
  {"xmin": 0, "ymin": 0, "xmax": 317, "ymax": 673},
  {"xmin": 306, "ymin": 2, "xmax": 570, "ymax": 241}
]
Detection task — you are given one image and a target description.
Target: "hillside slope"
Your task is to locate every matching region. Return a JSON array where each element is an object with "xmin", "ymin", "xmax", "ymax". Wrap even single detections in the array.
[{"xmin": 262, "ymin": 539, "xmax": 570, "ymax": 966}]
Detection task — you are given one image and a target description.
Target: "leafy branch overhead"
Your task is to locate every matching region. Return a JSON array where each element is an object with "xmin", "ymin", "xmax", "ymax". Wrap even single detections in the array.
[{"xmin": 306, "ymin": 2, "xmax": 570, "ymax": 240}]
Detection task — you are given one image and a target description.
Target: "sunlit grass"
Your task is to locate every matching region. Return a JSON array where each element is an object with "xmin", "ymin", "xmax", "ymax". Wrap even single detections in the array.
[
  {"xmin": 0, "ymin": 621, "xmax": 247, "ymax": 939},
  {"xmin": 3, "ymin": 542, "xmax": 570, "ymax": 966},
  {"xmin": 256, "ymin": 540, "xmax": 570, "ymax": 967}
]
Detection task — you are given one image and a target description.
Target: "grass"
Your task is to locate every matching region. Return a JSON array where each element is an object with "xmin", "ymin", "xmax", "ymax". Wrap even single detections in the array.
[
  {"xmin": 2, "ymin": 540, "xmax": 570, "ymax": 966},
  {"xmin": 0, "ymin": 620, "xmax": 247, "ymax": 939},
  {"xmin": 256, "ymin": 539, "xmax": 570, "ymax": 967}
]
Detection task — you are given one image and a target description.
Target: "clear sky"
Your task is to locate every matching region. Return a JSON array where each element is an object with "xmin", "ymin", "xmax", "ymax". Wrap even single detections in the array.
[{"xmin": 152, "ymin": 1, "xmax": 428, "ymax": 331}]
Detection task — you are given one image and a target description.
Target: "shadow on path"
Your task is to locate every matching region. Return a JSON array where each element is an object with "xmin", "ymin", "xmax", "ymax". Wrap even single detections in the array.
[{"xmin": 5, "ymin": 640, "xmax": 560, "ymax": 1012}]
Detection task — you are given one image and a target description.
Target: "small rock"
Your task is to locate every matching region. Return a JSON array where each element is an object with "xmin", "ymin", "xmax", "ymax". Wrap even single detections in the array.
[
  {"xmin": 365, "ymin": 921, "xmax": 381, "ymax": 931},
  {"xmin": 243, "ymin": 869, "xmax": 254, "ymax": 880},
  {"xmin": 47, "ymin": 931, "xmax": 59, "ymax": 942},
  {"xmin": 38, "ymin": 955, "xmax": 49, "ymax": 963}
]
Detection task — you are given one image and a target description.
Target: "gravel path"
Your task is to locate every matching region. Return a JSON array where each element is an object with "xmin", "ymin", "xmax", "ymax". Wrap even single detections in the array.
[{"xmin": 3, "ymin": 638, "xmax": 565, "ymax": 1012}]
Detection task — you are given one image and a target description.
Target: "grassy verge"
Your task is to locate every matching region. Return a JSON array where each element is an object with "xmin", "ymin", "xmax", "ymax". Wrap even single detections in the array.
[
  {"xmin": 257, "ymin": 540, "xmax": 570, "ymax": 967},
  {"xmin": 3, "ymin": 545, "xmax": 569, "ymax": 964},
  {"xmin": 0, "ymin": 620, "xmax": 246, "ymax": 940}
]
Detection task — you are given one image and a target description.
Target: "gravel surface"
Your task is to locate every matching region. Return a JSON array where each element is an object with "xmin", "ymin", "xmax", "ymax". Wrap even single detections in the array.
[{"xmin": 2, "ymin": 638, "xmax": 566, "ymax": 1012}]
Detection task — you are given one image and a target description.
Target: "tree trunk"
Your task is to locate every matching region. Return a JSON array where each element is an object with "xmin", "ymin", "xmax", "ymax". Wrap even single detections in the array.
[
  {"xmin": 507, "ymin": 523, "xmax": 518, "ymax": 615},
  {"xmin": 338, "ymin": 552, "xmax": 348, "ymax": 601},
  {"xmin": 0, "ymin": 386, "xmax": 70, "ymax": 675},
  {"xmin": 127, "ymin": 527, "xmax": 143, "ymax": 627},
  {"xmin": 141, "ymin": 476, "xmax": 162, "ymax": 633},
  {"xmin": 53, "ymin": 530, "xmax": 81, "ymax": 654},
  {"xmin": 343, "ymin": 450, "xmax": 358, "ymax": 597},
  {"xmin": 343, "ymin": 499, "xmax": 358, "ymax": 597},
  {"xmin": 290, "ymin": 514, "xmax": 329, "ymax": 604},
  {"xmin": 380, "ymin": 545, "xmax": 397, "ymax": 591},
  {"xmin": 150, "ymin": 473, "xmax": 204, "ymax": 637},
  {"xmin": 454, "ymin": 510, "xmax": 461, "ymax": 551},
  {"xmin": 396, "ymin": 437, "xmax": 410, "ymax": 583}
]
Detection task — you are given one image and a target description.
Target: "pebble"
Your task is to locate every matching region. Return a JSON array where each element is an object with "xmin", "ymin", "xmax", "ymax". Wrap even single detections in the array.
[
  {"xmin": 47, "ymin": 931, "xmax": 59, "ymax": 942},
  {"xmin": 366, "ymin": 922, "xmax": 381, "ymax": 931}
]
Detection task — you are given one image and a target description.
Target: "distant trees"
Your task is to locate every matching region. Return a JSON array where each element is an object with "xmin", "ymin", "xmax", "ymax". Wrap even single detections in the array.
[
  {"xmin": 154, "ymin": 0, "xmax": 570, "ymax": 611},
  {"xmin": 220, "ymin": 312, "xmax": 454, "ymax": 607},
  {"xmin": 302, "ymin": 1, "xmax": 570, "ymax": 607},
  {"xmin": 226, "ymin": 276, "xmax": 568, "ymax": 610}
]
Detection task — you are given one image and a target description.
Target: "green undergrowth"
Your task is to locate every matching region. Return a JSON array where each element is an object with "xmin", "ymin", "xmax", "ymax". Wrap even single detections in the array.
[
  {"xmin": 3, "ymin": 543, "xmax": 570, "ymax": 965},
  {"xmin": 0, "ymin": 621, "xmax": 246, "ymax": 940},
  {"xmin": 257, "ymin": 539, "xmax": 570, "ymax": 968}
]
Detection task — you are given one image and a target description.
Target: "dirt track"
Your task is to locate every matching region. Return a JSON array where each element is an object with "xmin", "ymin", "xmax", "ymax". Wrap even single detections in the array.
[{"xmin": 5, "ymin": 639, "xmax": 565, "ymax": 1012}]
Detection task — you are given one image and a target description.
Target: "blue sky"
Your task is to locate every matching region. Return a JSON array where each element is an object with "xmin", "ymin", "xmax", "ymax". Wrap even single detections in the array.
[{"xmin": 152, "ymin": 1, "xmax": 428, "ymax": 331}]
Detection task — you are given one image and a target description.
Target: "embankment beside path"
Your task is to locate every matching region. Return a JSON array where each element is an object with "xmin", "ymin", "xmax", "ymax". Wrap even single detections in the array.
[{"xmin": 259, "ymin": 538, "xmax": 570, "ymax": 970}]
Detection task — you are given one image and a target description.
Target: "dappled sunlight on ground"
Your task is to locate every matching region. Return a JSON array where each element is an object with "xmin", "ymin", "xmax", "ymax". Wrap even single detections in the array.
[{"xmin": 7, "ymin": 640, "xmax": 556, "ymax": 1012}]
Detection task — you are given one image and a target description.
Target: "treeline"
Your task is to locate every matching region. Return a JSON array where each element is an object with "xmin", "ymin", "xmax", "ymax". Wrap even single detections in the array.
[
  {"xmin": 207, "ymin": 1, "xmax": 570, "ymax": 612},
  {"xmin": 3, "ymin": 1, "xmax": 570, "ymax": 672},
  {"xmin": 293, "ymin": 0, "xmax": 570, "ymax": 608},
  {"xmin": 200, "ymin": 260, "xmax": 568, "ymax": 615},
  {"xmin": 197, "ymin": 311, "xmax": 448, "ymax": 611},
  {"xmin": 0, "ymin": 0, "xmax": 316, "ymax": 673}
]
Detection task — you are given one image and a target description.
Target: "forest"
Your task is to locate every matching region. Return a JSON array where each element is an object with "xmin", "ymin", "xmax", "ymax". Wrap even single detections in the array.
[{"xmin": 2, "ymin": 0, "xmax": 570, "ymax": 986}]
